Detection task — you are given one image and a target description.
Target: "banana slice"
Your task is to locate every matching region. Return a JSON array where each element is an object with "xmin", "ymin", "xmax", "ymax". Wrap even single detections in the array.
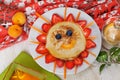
[{"xmin": 46, "ymin": 22, "xmax": 86, "ymax": 60}]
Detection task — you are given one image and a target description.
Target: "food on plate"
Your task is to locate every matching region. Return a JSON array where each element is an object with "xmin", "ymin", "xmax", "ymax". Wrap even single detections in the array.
[
  {"xmin": 10, "ymin": 69, "xmax": 39, "ymax": 80},
  {"xmin": 33, "ymin": 9, "xmax": 97, "ymax": 72},
  {"xmin": 12, "ymin": 12, "xmax": 26, "ymax": 25},
  {"xmin": 46, "ymin": 22, "xmax": 86, "ymax": 60},
  {"xmin": 8, "ymin": 25, "xmax": 22, "ymax": 38}
]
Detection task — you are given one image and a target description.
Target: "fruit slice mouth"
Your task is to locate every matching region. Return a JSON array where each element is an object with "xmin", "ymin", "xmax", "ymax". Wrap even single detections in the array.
[{"xmin": 61, "ymin": 39, "xmax": 76, "ymax": 49}]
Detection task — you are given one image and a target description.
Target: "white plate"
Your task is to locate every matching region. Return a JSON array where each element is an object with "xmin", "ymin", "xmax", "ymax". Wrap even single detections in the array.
[{"xmin": 28, "ymin": 7, "xmax": 102, "ymax": 75}]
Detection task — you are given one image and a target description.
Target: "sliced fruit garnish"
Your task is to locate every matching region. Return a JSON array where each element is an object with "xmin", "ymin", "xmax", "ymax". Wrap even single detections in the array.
[
  {"xmin": 80, "ymin": 50, "xmax": 89, "ymax": 58},
  {"xmin": 61, "ymin": 40, "xmax": 76, "ymax": 49},
  {"xmin": 52, "ymin": 14, "xmax": 63, "ymax": 24},
  {"xmin": 45, "ymin": 54, "xmax": 56, "ymax": 63},
  {"xmin": 74, "ymin": 58, "xmax": 83, "ymax": 66},
  {"xmin": 42, "ymin": 23, "xmax": 51, "ymax": 33},
  {"xmin": 83, "ymin": 28, "xmax": 91, "ymax": 38},
  {"xmin": 77, "ymin": 20, "xmax": 87, "ymax": 28},
  {"xmin": 66, "ymin": 13, "xmax": 75, "ymax": 22},
  {"xmin": 56, "ymin": 59, "xmax": 64, "ymax": 68},
  {"xmin": 37, "ymin": 34, "xmax": 46, "ymax": 44},
  {"xmin": 86, "ymin": 39, "xmax": 96, "ymax": 49},
  {"xmin": 36, "ymin": 43, "xmax": 49, "ymax": 54},
  {"xmin": 65, "ymin": 60, "xmax": 75, "ymax": 69}
]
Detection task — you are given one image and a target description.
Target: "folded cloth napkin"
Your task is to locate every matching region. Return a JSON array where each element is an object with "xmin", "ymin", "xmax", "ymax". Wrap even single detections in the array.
[{"xmin": 27, "ymin": 0, "xmax": 120, "ymax": 30}]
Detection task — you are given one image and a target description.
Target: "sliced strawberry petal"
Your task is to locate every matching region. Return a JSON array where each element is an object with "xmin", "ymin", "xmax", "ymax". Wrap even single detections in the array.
[
  {"xmin": 42, "ymin": 23, "xmax": 51, "ymax": 33},
  {"xmin": 45, "ymin": 54, "xmax": 56, "ymax": 63},
  {"xmin": 77, "ymin": 20, "xmax": 87, "ymax": 28},
  {"xmin": 83, "ymin": 28, "xmax": 91, "ymax": 38},
  {"xmin": 86, "ymin": 39, "xmax": 96, "ymax": 49},
  {"xmin": 37, "ymin": 34, "xmax": 46, "ymax": 44},
  {"xmin": 56, "ymin": 59, "xmax": 64, "ymax": 68},
  {"xmin": 65, "ymin": 60, "xmax": 75, "ymax": 69},
  {"xmin": 36, "ymin": 43, "xmax": 49, "ymax": 54},
  {"xmin": 66, "ymin": 13, "xmax": 75, "ymax": 22},
  {"xmin": 52, "ymin": 14, "xmax": 63, "ymax": 24},
  {"xmin": 74, "ymin": 58, "xmax": 83, "ymax": 66},
  {"xmin": 80, "ymin": 50, "xmax": 89, "ymax": 58}
]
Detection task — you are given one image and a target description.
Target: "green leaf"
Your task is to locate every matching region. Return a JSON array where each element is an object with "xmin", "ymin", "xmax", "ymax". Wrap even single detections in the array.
[
  {"xmin": 111, "ymin": 48, "xmax": 120, "ymax": 61},
  {"xmin": 99, "ymin": 64, "xmax": 106, "ymax": 74},
  {"xmin": 110, "ymin": 47, "xmax": 119, "ymax": 55},
  {"xmin": 96, "ymin": 51, "xmax": 108, "ymax": 63}
]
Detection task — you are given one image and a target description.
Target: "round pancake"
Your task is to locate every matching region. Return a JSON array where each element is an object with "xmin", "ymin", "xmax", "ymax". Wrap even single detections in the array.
[{"xmin": 46, "ymin": 21, "xmax": 86, "ymax": 60}]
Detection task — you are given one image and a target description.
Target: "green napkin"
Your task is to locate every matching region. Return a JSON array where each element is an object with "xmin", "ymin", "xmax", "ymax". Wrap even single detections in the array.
[{"xmin": 0, "ymin": 51, "xmax": 61, "ymax": 80}]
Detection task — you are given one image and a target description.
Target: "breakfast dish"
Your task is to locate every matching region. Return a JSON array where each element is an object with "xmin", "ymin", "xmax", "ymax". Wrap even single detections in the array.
[
  {"xmin": 46, "ymin": 22, "xmax": 86, "ymax": 60},
  {"xmin": 28, "ymin": 7, "xmax": 101, "ymax": 76}
]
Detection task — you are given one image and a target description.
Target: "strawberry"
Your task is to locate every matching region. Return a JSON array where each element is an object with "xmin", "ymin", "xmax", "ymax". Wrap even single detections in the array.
[
  {"xmin": 36, "ymin": 43, "xmax": 49, "ymax": 54},
  {"xmin": 80, "ymin": 50, "xmax": 89, "ymax": 58},
  {"xmin": 0, "ymin": 26, "xmax": 8, "ymax": 38},
  {"xmin": 52, "ymin": 14, "xmax": 63, "ymax": 24},
  {"xmin": 66, "ymin": 14, "xmax": 75, "ymax": 22},
  {"xmin": 42, "ymin": 23, "xmax": 51, "ymax": 33},
  {"xmin": 86, "ymin": 39, "xmax": 96, "ymax": 49},
  {"xmin": 83, "ymin": 28, "xmax": 91, "ymax": 38},
  {"xmin": 56, "ymin": 59, "xmax": 64, "ymax": 68},
  {"xmin": 65, "ymin": 60, "xmax": 75, "ymax": 69},
  {"xmin": 74, "ymin": 58, "xmax": 83, "ymax": 66},
  {"xmin": 37, "ymin": 34, "xmax": 46, "ymax": 43},
  {"xmin": 45, "ymin": 54, "xmax": 56, "ymax": 63},
  {"xmin": 77, "ymin": 20, "xmax": 87, "ymax": 28}
]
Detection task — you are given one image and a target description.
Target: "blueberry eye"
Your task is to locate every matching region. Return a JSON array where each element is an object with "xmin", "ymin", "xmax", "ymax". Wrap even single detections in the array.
[
  {"xmin": 66, "ymin": 30, "xmax": 73, "ymax": 36},
  {"xmin": 55, "ymin": 34, "xmax": 62, "ymax": 39}
]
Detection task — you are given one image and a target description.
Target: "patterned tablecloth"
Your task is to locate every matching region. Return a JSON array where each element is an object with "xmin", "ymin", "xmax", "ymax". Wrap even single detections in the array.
[{"xmin": 0, "ymin": 0, "xmax": 120, "ymax": 80}]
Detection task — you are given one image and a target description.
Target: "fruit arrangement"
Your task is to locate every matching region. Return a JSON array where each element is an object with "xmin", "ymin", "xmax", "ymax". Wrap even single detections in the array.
[
  {"xmin": 30, "ymin": 7, "xmax": 98, "ymax": 78},
  {"xmin": 0, "ymin": 2, "xmax": 28, "ymax": 50}
]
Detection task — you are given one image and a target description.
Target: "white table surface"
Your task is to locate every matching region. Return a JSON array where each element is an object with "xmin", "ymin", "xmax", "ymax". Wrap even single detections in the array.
[{"xmin": 0, "ymin": 39, "xmax": 120, "ymax": 80}]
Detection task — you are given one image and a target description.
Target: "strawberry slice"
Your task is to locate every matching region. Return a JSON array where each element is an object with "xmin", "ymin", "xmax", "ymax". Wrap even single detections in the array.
[
  {"xmin": 0, "ymin": 26, "xmax": 8, "ymax": 38},
  {"xmin": 80, "ymin": 50, "xmax": 89, "ymax": 58},
  {"xmin": 65, "ymin": 60, "xmax": 75, "ymax": 69},
  {"xmin": 74, "ymin": 58, "xmax": 83, "ymax": 66},
  {"xmin": 77, "ymin": 20, "xmax": 87, "ymax": 28},
  {"xmin": 66, "ymin": 14, "xmax": 75, "ymax": 22},
  {"xmin": 86, "ymin": 39, "xmax": 96, "ymax": 49},
  {"xmin": 56, "ymin": 59, "xmax": 64, "ymax": 68},
  {"xmin": 37, "ymin": 34, "xmax": 46, "ymax": 44},
  {"xmin": 42, "ymin": 23, "xmax": 51, "ymax": 33},
  {"xmin": 36, "ymin": 43, "xmax": 49, "ymax": 54},
  {"xmin": 83, "ymin": 28, "xmax": 91, "ymax": 38},
  {"xmin": 45, "ymin": 54, "xmax": 56, "ymax": 63},
  {"xmin": 51, "ymin": 14, "xmax": 63, "ymax": 24}
]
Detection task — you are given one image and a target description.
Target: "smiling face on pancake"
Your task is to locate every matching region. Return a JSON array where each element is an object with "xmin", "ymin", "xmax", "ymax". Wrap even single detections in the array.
[{"xmin": 46, "ymin": 21, "xmax": 86, "ymax": 60}]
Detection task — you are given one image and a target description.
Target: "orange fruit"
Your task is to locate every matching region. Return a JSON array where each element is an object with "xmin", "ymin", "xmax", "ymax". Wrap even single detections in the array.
[
  {"xmin": 8, "ymin": 25, "xmax": 22, "ymax": 38},
  {"xmin": 12, "ymin": 12, "xmax": 26, "ymax": 25}
]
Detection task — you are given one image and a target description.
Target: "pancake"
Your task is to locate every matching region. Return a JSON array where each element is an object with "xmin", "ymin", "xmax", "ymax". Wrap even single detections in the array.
[{"xmin": 46, "ymin": 21, "xmax": 86, "ymax": 60}]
